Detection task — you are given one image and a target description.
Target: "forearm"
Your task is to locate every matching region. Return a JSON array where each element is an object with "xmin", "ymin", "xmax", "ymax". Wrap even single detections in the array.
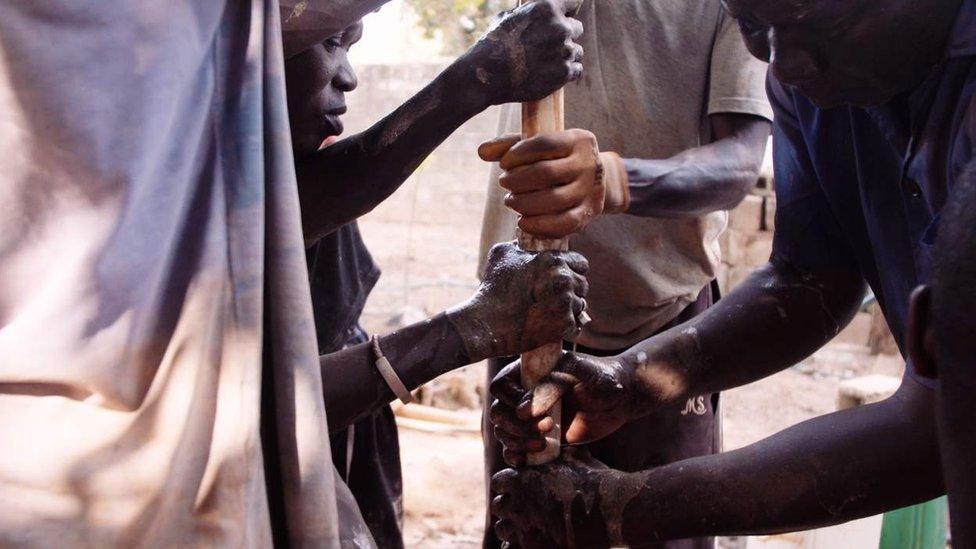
[
  {"xmin": 320, "ymin": 242, "xmax": 588, "ymax": 431},
  {"xmin": 318, "ymin": 0, "xmax": 389, "ymax": 32},
  {"xmin": 320, "ymin": 312, "xmax": 471, "ymax": 432},
  {"xmin": 620, "ymin": 259, "xmax": 865, "ymax": 408},
  {"xmin": 618, "ymin": 378, "xmax": 942, "ymax": 543},
  {"xmin": 298, "ymin": 58, "xmax": 489, "ymax": 243},
  {"xmin": 624, "ymin": 115, "xmax": 770, "ymax": 218},
  {"xmin": 624, "ymin": 148, "xmax": 756, "ymax": 217}
]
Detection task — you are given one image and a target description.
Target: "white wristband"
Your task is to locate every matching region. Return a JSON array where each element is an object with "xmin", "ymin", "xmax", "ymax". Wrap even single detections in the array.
[{"xmin": 371, "ymin": 335, "xmax": 415, "ymax": 405}]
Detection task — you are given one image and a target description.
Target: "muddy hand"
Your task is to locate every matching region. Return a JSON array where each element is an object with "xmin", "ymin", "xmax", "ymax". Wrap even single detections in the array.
[
  {"xmin": 479, "ymin": 129, "xmax": 630, "ymax": 239},
  {"xmin": 464, "ymin": 0, "xmax": 584, "ymax": 106},
  {"xmin": 489, "ymin": 352, "xmax": 651, "ymax": 465},
  {"xmin": 491, "ymin": 447, "xmax": 618, "ymax": 548},
  {"xmin": 448, "ymin": 242, "xmax": 588, "ymax": 363}
]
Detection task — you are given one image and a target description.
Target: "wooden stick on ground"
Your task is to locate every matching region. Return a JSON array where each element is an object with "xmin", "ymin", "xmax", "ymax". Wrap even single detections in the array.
[{"xmin": 517, "ymin": 0, "xmax": 570, "ymax": 465}]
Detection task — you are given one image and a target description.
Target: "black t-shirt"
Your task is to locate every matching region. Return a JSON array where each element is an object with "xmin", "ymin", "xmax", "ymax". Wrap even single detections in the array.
[{"xmin": 306, "ymin": 221, "xmax": 380, "ymax": 353}]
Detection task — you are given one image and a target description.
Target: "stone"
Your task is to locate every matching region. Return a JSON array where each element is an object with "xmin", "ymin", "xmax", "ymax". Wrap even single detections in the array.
[
  {"xmin": 837, "ymin": 374, "xmax": 901, "ymax": 410},
  {"xmin": 833, "ymin": 311, "xmax": 872, "ymax": 347},
  {"xmin": 867, "ymin": 302, "xmax": 899, "ymax": 356},
  {"xmin": 385, "ymin": 305, "xmax": 430, "ymax": 330},
  {"xmin": 416, "ymin": 362, "xmax": 486, "ymax": 410}
]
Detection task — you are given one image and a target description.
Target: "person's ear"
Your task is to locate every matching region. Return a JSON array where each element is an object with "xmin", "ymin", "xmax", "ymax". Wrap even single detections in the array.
[{"xmin": 907, "ymin": 285, "xmax": 938, "ymax": 378}]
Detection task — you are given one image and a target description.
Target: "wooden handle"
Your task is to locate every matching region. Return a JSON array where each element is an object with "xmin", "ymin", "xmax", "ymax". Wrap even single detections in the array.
[{"xmin": 517, "ymin": 21, "xmax": 569, "ymax": 463}]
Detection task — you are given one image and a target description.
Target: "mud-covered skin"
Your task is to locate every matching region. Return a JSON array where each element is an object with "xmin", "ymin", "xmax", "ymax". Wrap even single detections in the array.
[
  {"xmin": 487, "ymin": 257, "xmax": 950, "ymax": 544},
  {"xmin": 622, "ymin": 114, "xmax": 771, "ymax": 218},
  {"xmin": 493, "ymin": 378, "xmax": 942, "ymax": 546},
  {"xmin": 491, "ymin": 258, "xmax": 866, "ymax": 461},
  {"xmin": 465, "ymin": 0, "xmax": 584, "ymax": 105},
  {"xmin": 296, "ymin": 0, "xmax": 584, "ymax": 244},
  {"xmin": 320, "ymin": 242, "xmax": 587, "ymax": 432},
  {"xmin": 448, "ymin": 242, "xmax": 589, "ymax": 363},
  {"xmin": 287, "ymin": 4, "xmax": 587, "ymax": 434},
  {"xmin": 491, "ymin": 448, "xmax": 621, "ymax": 549},
  {"xmin": 490, "ymin": 353, "xmax": 650, "ymax": 465},
  {"xmin": 321, "ymin": 312, "xmax": 467, "ymax": 432}
]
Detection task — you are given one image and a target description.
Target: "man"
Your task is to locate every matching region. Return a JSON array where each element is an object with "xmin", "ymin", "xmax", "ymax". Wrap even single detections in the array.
[
  {"xmin": 478, "ymin": 2, "xmax": 771, "ymax": 547},
  {"xmin": 283, "ymin": 6, "xmax": 586, "ymax": 546},
  {"xmin": 0, "ymin": 0, "xmax": 584, "ymax": 546},
  {"xmin": 485, "ymin": 0, "xmax": 976, "ymax": 545}
]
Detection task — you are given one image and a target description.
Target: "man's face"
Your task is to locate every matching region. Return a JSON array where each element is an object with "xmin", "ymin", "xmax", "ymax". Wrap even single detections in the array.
[
  {"xmin": 724, "ymin": 0, "xmax": 956, "ymax": 107},
  {"xmin": 285, "ymin": 22, "xmax": 363, "ymax": 156}
]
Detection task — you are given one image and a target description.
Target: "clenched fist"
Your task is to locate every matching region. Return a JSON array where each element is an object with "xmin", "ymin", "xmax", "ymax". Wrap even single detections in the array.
[
  {"xmin": 448, "ymin": 242, "xmax": 589, "ymax": 362},
  {"xmin": 463, "ymin": 0, "xmax": 585, "ymax": 106}
]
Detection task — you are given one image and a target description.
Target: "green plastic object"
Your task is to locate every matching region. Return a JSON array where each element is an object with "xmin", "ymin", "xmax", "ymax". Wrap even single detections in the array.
[{"xmin": 879, "ymin": 497, "xmax": 947, "ymax": 549}]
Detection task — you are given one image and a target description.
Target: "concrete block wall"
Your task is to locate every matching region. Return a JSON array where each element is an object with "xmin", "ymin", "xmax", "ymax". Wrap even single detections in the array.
[{"xmin": 718, "ymin": 194, "xmax": 776, "ymax": 294}]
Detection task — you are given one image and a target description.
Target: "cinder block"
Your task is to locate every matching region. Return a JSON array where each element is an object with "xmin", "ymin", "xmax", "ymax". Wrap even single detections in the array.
[
  {"xmin": 716, "ymin": 263, "xmax": 730, "ymax": 294},
  {"xmin": 720, "ymin": 229, "xmax": 772, "ymax": 268},
  {"xmin": 742, "ymin": 231, "xmax": 773, "ymax": 266},
  {"xmin": 867, "ymin": 303, "xmax": 899, "ymax": 356},
  {"xmin": 729, "ymin": 195, "xmax": 764, "ymax": 232},
  {"xmin": 762, "ymin": 196, "xmax": 777, "ymax": 231},
  {"xmin": 719, "ymin": 229, "xmax": 743, "ymax": 264},
  {"xmin": 834, "ymin": 311, "xmax": 872, "ymax": 346}
]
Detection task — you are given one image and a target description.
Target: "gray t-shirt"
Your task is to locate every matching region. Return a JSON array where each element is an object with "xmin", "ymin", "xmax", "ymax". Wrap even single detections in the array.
[{"xmin": 481, "ymin": 0, "xmax": 772, "ymax": 350}]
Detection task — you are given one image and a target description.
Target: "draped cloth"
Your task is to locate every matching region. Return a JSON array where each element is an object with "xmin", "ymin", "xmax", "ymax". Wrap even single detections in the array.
[{"xmin": 0, "ymin": 1, "xmax": 370, "ymax": 546}]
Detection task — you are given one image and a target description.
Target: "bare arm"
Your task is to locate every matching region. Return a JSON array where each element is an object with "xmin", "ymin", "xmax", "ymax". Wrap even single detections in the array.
[
  {"xmin": 321, "ymin": 313, "xmax": 468, "ymax": 432},
  {"xmin": 297, "ymin": 0, "xmax": 585, "ymax": 244},
  {"xmin": 321, "ymin": 243, "xmax": 589, "ymax": 432},
  {"xmin": 488, "ymin": 257, "xmax": 866, "ymax": 447},
  {"xmin": 297, "ymin": 61, "xmax": 488, "ymax": 243},
  {"xmin": 620, "ymin": 377, "xmax": 940, "ymax": 542},
  {"xmin": 624, "ymin": 113, "xmax": 770, "ymax": 217},
  {"xmin": 623, "ymin": 257, "xmax": 863, "ymax": 410},
  {"xmin": 479, "ymin": 113, "xmax": 770, "ymax": 237},
  {"xmin": 490, "ymin": 376, "xmax": 942, "ymax": 547}
]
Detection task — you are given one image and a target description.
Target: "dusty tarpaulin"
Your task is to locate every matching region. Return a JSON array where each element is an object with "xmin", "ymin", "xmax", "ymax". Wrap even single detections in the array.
[{"xmin": 0, "ymin": 0, "xmax": 369, "ymax": 546}]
